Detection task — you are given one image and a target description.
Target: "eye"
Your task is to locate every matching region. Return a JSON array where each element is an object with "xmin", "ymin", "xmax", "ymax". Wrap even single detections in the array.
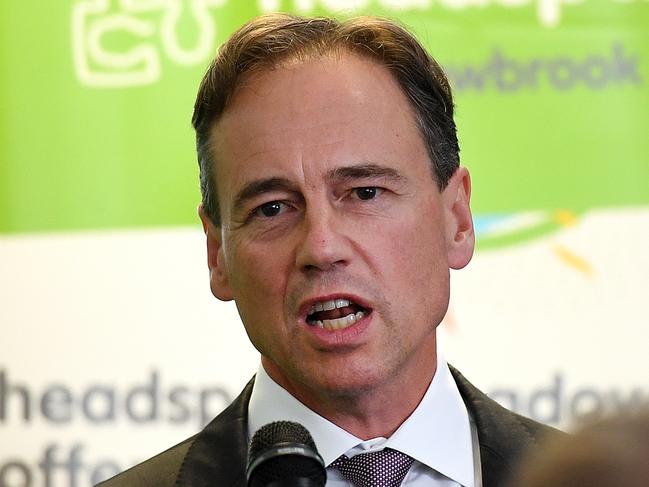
[
  {"xmin": 353, "ymin": 187, "xmax": 382, "ymax": 200},
  {"xmin": 253, "ymin": 201, "xmax": 286, "ymax": 218}
]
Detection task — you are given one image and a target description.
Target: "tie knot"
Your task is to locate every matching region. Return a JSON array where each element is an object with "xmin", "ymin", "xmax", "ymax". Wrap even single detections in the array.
[{"xmin": 329, "ymin": 448, "xmax": 414, "ymax": 487}]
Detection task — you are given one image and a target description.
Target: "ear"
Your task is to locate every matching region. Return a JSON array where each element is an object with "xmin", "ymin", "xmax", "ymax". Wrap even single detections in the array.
[
  {"xmin": 198, "ymin": 204, "xmax": 234, "ymax": 301},
  {"xmin": 441, "ymin": 167, "xmax": 475, "ymax": 270}
]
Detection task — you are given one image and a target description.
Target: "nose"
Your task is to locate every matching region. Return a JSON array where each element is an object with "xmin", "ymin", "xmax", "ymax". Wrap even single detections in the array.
[{"xmin": 295, "ymin": 205, "xmax": 351, "ymax": 272}]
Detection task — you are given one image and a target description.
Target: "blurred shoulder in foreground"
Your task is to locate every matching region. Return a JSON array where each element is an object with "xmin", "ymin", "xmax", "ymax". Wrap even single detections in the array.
[{"xmin": 513, "ymin": 409, "xmax": 649, "ymax": 487}]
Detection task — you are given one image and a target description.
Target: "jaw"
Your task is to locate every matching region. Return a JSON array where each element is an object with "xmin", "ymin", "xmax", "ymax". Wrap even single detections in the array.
[{"xmin": 259, "ymin": 330, "xmax": 438, "ymax": 439}]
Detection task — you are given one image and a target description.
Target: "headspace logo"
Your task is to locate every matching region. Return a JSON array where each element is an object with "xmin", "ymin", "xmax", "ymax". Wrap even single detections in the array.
[
  {"xmin": 258, "ymin": 0, "xmax": 646, "ymax": 29},
  {"xmin": 71, "ymin": 0, "xmax": 645, "ymax": 88}
]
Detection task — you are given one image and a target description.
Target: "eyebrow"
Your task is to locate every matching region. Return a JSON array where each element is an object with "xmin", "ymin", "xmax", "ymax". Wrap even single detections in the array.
[{"xmin": 327, "ymin": 163, "xmax": 405, "ymax": 183}]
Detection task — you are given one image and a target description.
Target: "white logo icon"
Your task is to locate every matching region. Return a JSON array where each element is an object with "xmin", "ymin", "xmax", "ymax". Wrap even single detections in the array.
[{"xmin": 72, "ymin": 0, "xmax": 225, "ymax": 88}]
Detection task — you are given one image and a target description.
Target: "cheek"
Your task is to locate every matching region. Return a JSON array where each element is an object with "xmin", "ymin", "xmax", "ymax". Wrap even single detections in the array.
[
  {"xmin": 227, "ymin": 248, "xmax": 283, "ymax": 348},
  {"xmin": 380, "ymin": 213, "xmax": 449, "ymax": 292},
  {"xmin": 225, "ymin": 238, "xmax": 291, "ymax": 306}
]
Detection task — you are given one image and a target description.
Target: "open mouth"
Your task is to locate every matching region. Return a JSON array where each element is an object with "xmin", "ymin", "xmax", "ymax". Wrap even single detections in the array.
[{"xmin": 306, "ymin": 298, "xmax": 369, "ymax": 331}]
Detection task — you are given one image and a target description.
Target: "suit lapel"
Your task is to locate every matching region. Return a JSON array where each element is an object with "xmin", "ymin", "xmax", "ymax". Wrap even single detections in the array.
[
  {"xmin": 175, "ymin": 378, "xmax": 253, "ymax": 487},
  {"xmin": 450, "ymin": 366, "xmax": 539, "ymax": 487}
]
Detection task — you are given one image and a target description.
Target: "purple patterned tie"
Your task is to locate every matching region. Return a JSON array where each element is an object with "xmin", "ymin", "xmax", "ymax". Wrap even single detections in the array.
[{"xmin": 329, "ymin": 448, "xmax": 415, "ymax": 487}]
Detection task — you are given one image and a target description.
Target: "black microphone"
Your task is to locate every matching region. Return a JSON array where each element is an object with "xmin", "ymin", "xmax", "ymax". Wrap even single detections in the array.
[{"xmin": 247, "ymin": 421, "xmax": 327, "ymax": 487}]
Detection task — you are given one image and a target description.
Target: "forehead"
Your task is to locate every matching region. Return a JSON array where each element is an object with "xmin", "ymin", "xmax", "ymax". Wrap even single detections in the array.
[
  {"xmin": 209, "ymin": 52, "xmax": 428, "ymax": 202},
  {"xmin": 214, "ymin": 52, "xmax": 420, "ymax": 142}
]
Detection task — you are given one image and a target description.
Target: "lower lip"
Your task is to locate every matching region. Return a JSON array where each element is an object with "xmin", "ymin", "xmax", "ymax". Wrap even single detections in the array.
[{"xmin": 303, "ymin": 311, "xmax": 373, "ymax": 347}]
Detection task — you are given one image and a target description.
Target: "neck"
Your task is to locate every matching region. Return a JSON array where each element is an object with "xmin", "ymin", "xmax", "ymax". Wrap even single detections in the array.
[{"xmin": 318, "ymin": 365, "xmax": 437, "ymax": 439}]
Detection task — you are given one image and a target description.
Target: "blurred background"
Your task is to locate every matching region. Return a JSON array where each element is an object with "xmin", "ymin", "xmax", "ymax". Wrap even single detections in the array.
[{"xmin": 1, "ymin": 1, "xmax": 648, "ymax": 485}]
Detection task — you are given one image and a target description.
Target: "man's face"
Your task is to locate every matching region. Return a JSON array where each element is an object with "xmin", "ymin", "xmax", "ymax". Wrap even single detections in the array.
[{"xmin": 201, "ymin": 53, "xmax": 474, "ymax": 406}]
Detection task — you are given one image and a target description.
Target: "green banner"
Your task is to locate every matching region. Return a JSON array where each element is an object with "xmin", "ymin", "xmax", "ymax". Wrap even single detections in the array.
[{"xmin": 1, "ymin": 1, "xmax": 647, "ymax": 244}]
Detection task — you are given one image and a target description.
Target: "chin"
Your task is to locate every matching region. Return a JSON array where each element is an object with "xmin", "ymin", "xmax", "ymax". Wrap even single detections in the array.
[{"xmin": 308, "ymin": 365, "xmax": 390, "ymax": 398}]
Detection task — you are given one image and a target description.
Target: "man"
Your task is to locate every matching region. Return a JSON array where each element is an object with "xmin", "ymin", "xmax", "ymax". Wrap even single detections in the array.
[{"xmin": 99, "ymin": 13, "xmax": 558, "ymax": 487}]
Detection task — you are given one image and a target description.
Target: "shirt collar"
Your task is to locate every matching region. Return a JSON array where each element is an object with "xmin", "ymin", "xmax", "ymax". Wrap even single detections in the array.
[
  {"xmin": 248, "ymin": 353, "xmax": 474, "ymax": 487},
  {"xmin": 248, "ymin": 365, "xmax": 360, "ymax": 465},
  {"xmin": 385, "ymin": 355, "xmax": 474, "ymax": 486}
]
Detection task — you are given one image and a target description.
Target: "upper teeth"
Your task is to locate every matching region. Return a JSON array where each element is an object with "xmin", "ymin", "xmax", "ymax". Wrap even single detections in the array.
[{"xmin": 309, "ymin": 298, "xmax": 351, "ymax": 315}]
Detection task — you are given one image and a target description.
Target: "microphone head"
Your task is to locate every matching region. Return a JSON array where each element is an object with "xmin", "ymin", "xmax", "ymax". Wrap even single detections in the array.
[{"xmin": 247, "ymin": 421, "xmax": 326, "ymax": 487}]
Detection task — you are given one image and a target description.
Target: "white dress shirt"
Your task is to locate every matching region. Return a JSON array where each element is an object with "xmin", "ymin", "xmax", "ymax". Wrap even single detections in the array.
[{"xmin": 248, "ymin": 353, "xmax": 476, "ymax": 486}]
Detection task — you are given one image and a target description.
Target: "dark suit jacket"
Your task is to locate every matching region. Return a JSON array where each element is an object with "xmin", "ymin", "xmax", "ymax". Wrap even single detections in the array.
[{"xmin": 97, "ymin": 367, "xmax": 559, "ymax": 487}]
